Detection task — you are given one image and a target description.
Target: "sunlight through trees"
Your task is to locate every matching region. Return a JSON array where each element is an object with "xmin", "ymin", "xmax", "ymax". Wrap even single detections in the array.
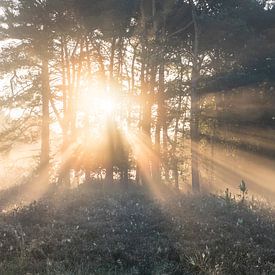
[{"xmin": 0, "ymin": 0, "xmax": 275, "ymax": 198}]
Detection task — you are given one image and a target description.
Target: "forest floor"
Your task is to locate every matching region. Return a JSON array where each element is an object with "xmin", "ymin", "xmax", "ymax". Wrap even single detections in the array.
[{"xmin": 0, "ymin": 182, "xmax": 274, "ymax": 275}]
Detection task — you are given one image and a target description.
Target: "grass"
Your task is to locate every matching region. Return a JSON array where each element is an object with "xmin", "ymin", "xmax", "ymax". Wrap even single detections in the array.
[{"xmin": 0, "ymin": 182, "xmax": 274, "ymax": 274}]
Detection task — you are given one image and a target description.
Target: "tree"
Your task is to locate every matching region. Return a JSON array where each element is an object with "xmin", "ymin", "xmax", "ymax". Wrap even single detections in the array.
[{"xmin": 0, "ymin": 0, "xmax": 59, "ymax": 184}]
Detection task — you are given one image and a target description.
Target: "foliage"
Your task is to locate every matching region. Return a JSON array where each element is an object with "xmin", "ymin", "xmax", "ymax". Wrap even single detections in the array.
[
  {"xmin": 0, "ymin": 183, "xmax": 274, "ymax": 274},
  {"xmin": 239, "ymin": 180, "xmax": 248, "ymax": 201}
]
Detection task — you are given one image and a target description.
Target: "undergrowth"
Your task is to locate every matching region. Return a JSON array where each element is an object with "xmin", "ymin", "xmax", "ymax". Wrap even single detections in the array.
[{"xmin": 0, "ymin": 183, "xmax": 274, "ymax": 274}]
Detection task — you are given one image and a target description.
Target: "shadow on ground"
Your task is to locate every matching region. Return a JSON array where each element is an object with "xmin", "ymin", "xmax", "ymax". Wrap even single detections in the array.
[{"xmin": 0, "ymin": 182, "xmax": 274, "ymax": 274}]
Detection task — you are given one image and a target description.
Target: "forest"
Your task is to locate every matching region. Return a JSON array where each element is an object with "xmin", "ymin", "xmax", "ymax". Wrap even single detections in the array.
[{"xmin": 0, "ymin": 0, "xmax": 275, "ymax": 274}]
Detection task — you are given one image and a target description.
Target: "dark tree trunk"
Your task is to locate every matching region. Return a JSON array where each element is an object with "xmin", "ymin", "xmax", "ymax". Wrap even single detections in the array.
[
  {"xmin": 191, "ymin": 2, "xmax": 200, "ymax": 192},
  {"xmin": 173, "ymin": 95, "xmax": 182, "ymax": 189},
  {"xmin": 40, "ymin": 58, "xmax": 50, "ymax": 185},
  {"xmin": 106, "ymin": 118, "xmax": 114, "ymax": 184},
  {"xmin": 105, "ymin": 37, "xmax": 117, "ymax": 185}
]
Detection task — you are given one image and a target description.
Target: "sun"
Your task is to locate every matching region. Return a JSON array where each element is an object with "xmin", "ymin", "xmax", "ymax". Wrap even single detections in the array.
[
  {"xmin": 94, "ymin": 96, "xmax": 116, "ymax": 115},
  {"xmin": 79, "ymin": 84, "xmax": 114, "ymax": 110}
]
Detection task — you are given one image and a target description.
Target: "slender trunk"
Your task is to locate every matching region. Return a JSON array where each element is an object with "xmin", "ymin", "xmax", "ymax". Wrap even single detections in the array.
[
  {"xmin": 74, "ymin": 38, "xmax": 85, "ymax": 179},
  {"xmin": 136, "ymin": 164, "xmax": 140, "ymax": 184},
  {"xmin": 154, "ymin": 62, "xmax": 163, "ymax": 184},
  {"xmin": 138, "ymin": 43, "xmax": 150, "ymax": 185},
  {"xmin": 160, "ymin": 61, "xmax": 169, "ymax": 182},
  {"xmin": 152, "ymin": 0, "xmax": 157, "ymax": 34},
  {"xmin": 209, "ymin": 95, "xmax": 217, "ymax": 186},
  {"xmin": 153, "ymin": 1, "xmax": 169, "ymax": 184},
  {"xmin": 154, "ymin": 113, "xmax": 161, "ymax": 183},
  {"xmin": 110, "ymin": 35, "xmax": 116, "ymax": 82},
  {"xmin": 121, "ymin": 148, "xmax": 129, "ymax": 185},
  {"xmin": 142, "ymin": 59, "xmax": 153, "ymax": 183},
  {"xmin": 117, "ymin": 37, "xmax": 123, "ymax": 81},
  {"xmin": 210, "ymin": 120, "xmax": 216, "ymax": 186},
  {"xmin": 86, "ymin": 37, "xmax": 92, "ymax": 76},
  {"xmin": 65, "ymin": 39, "xmax": 73, "ymax": 136},
  {"xmin": 70, "ymin": 38, "xmax": 82, "ymax": 143},
  {"xmin": 174, "ymin": 61, "xmax": 185, "ymax": 189},
  {"xmin": 191, "ymin": 2, "xmax": 200, "ymax": 192},
  {"xmin": 131, "ymin": 45, "xmax": 137, "ymax": 94},
  {"xmin": 106, "ymin": 119, "xmax": 114, "ymax": 184},
  {"xmin": 173, "ymin": 95, "xmax": 182, "ymax": 189},
  {"xmin": 41, "ymin": 58, "xmax": 50, "ymax": 185},
  {"xmin": 105, "ymin": 37, "xmax": 116, "ymax": 184},
  {"xmin": 120, "ymin": 166, "xmax": 128, "ymax": 184},
  {"xmin": 154, "ymin": 13, "xmax": 163, "ymax": 184},
  {"xmin": 84, "ymin": 36, "xmax": 92, "ymax": 183},
  {"xmin": 95, "ymin": 43, "xmax": 106, "ymax": 86},
  {"xmin": 163, "ymin": 120, "xmax": 169, "ymax": 182},
  {"xmin": 75, "ymin": 38, "xmax": 83, "ymax": 126},
  {"xmin": 58, "ymin": 38, "xmax": 70, "ymax": 186}
]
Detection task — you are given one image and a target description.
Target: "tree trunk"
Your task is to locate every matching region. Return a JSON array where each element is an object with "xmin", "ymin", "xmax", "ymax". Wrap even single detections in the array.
[
  {"xmin": 173, "ymin": 95, "xmax": 182, "ymax": 189},
  {"xmin": 154, "ymin": 61, "xmax": 164, "ymax": 184},
  {"xmin": 40, "ymin": 58, "xmax": 50, "ymax": 185},
  {"xmin": 105, "ymin": 37, "xmax": 116, "ymax": 185},
  {"xmin": 58, "ymin": 38, "xmax": 70, "ymax": 186},
  {"xmin": 139, "ymin": 43, "xmax": 151, "ymax": 185},
  {"xmin": 152, "ymin": 58, "xmax": 163, "ymax": 184},
  {"xmin": 191, "ymin": 2, "xmax": 200, "ymax": 192}
]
